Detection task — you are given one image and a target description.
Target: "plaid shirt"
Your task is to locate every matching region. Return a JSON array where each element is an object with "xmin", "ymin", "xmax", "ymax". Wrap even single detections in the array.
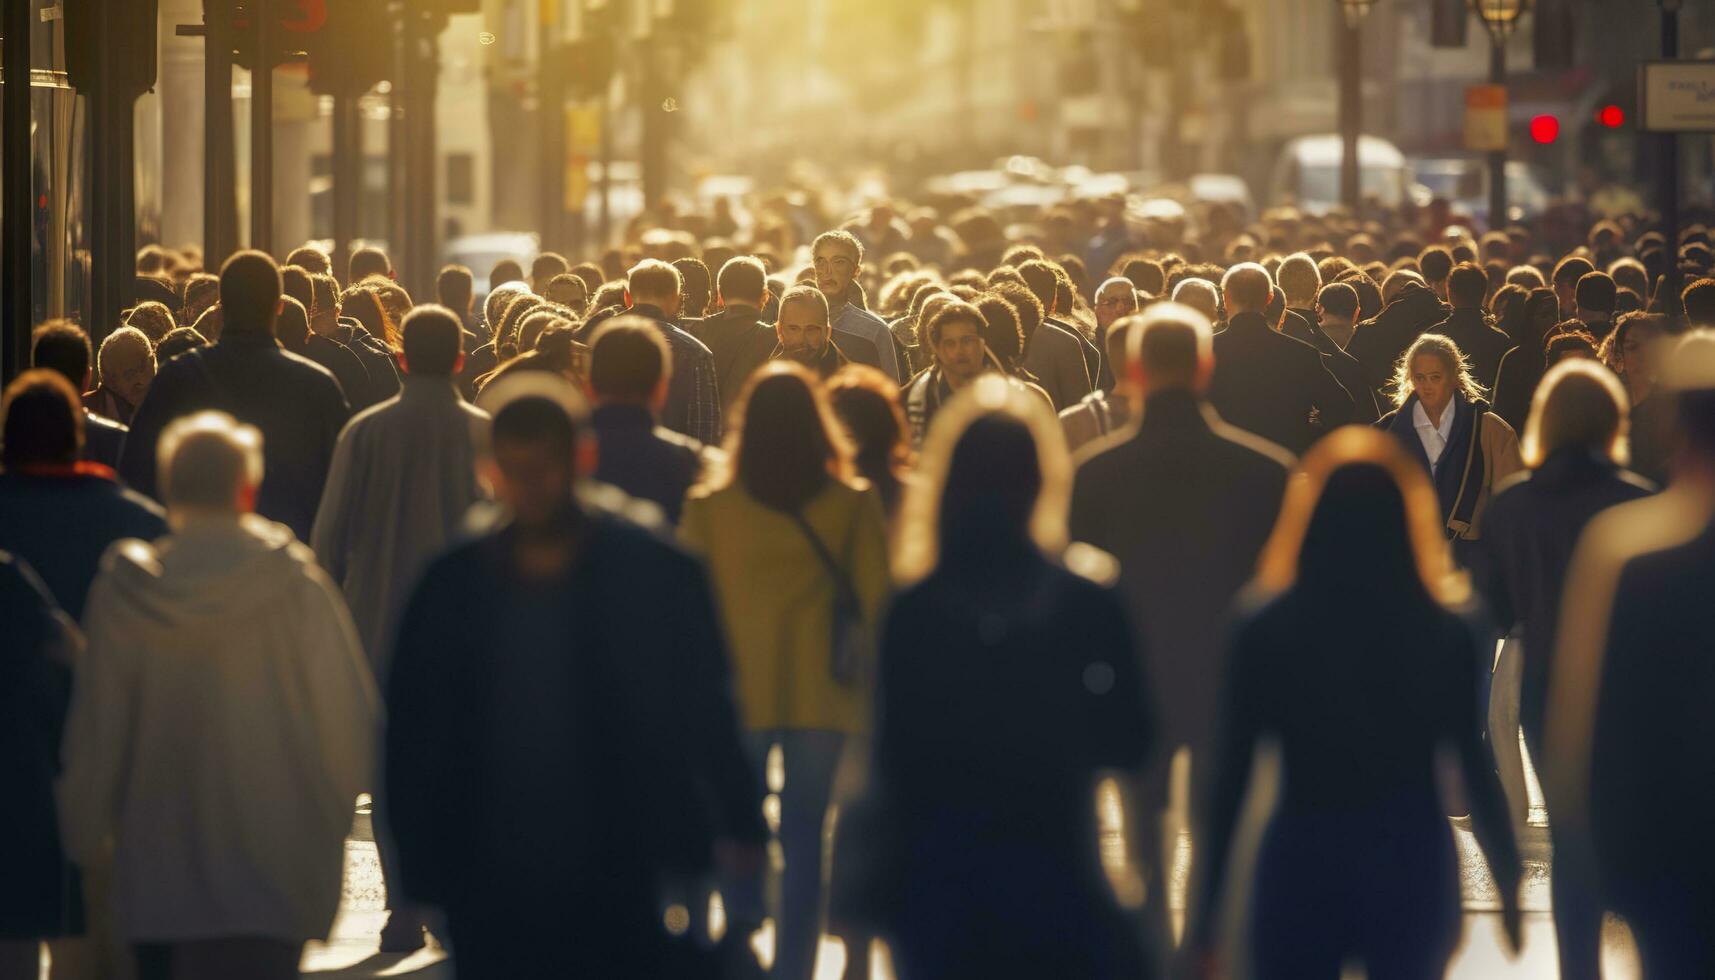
[{"xmin": 633, "ymin": 305, "xmax": 723, "ymax": 445}]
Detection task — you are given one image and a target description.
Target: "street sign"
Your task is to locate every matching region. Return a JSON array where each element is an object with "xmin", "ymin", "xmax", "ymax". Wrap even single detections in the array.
[
  {"xmin": 1464, "ymin": 84, "xmax": 1508, "ymax": 152},
  {"xmin": 1640, "ymin": 61, "xmax": 1715, "ymax": 133}
]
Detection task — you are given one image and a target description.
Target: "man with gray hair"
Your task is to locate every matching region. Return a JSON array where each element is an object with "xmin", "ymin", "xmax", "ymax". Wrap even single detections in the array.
[
  {"xmin": 1171, "ymin": 278, "xmax": 1221, "ymax": 325},
  {"xmin": 1278, "ymin": 253, "xmax": 1378, "ymax": 422},
  {"xmin": 1069, "ymin": 302, "xmax": 1294, "ymax": 963},
  {"xmin": 812, "ymin": 230, "xmax": 903, "ymax": 383},
  {"xmin": 622, "ymin": 258, "xmax": 723, "ymax": 444},
  {"xmin": 62, "ymin": 410, "xmax": 378, "ymax": 980},
  {"xmin": 1207, "ymin": 263, "xmax": 1356, "ymax": 453},
  {"xmin": 1092, "ymin": 276, "xmax": 1141, "ymax": 391}
]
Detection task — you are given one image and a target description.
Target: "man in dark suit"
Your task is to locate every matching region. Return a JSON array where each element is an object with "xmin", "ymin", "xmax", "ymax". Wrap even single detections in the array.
[
  {"xmin": 119, "ymin": 251, "xmax": 350, "ymax": 542},
  {"xmin": 1347, "ymin": 271, "xmax": 1452, "ymax": 402},
  {"xmin": 1070, "ymin": 302, "xmax": 1294, "ymax": 963},
  {"xmin": 1207, "ymin": 263, "xmax": 1355, "ymax": 454},
  {"xmin": 684, "ymin": 256, "xmax": 780, "ymax": 414},
  {"xmin": 588, "ymin": 317, "xmax": 709, "ymax": 525},
  {"xmin": 1431, "ymin": 263, "xmax": 1515, "ymax": 394},
  {"xmin": 1278, "ymin": 253, "xmax": 1378, "ymax": 422},
  {"xmin": 27, "ymin": 321, "xmax": 130, "ymax": 470}
]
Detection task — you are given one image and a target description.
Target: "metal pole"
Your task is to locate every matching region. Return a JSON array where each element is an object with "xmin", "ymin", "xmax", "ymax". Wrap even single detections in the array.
[
  {"xmin": 251, "ymin": 0, "xmax": 274, "ymax": 255},
  {"xmin": 1487, "ymin": 38, "xmax": 1507, "ymax": 232},
  {"xmin": 3, "ymin": 0, "xmax": 34, "ymax": 382},
  {"xmin": 205, "ymin": 1, "xmax": 238, "ymax": 267},
  {"xmin": 1660, "ymin": 2, "xmax": 1681, "ymax": 314},
  {"xmin": 331, "ymin": 90, "xmax": 357, "ymax": 283},
  {"xmin": 1339, "ymin": 13, "xmax": 1362, "ymax": 212}
]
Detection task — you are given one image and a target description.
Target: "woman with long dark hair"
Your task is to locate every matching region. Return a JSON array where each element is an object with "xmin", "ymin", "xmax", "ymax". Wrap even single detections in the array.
[
  {"xmin": 1187, "ymin": 429, "xmax": 1522, "ymax": 979},
  {"xmin": 680, "ymin": 363, "xmax": 891, "ymax": 980},
  {"xmin": 825, "ymin": 365, "xmax": 912, "ymax": 522},
  {"xmin": 862, "ymin": 376, "xmax": 1156, "ymax": 980}
]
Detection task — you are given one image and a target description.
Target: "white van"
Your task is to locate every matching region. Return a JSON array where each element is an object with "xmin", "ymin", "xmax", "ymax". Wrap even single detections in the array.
[{"xmin": 1268, "ymin": 134, "xmax": 1411, "ymax": 215}]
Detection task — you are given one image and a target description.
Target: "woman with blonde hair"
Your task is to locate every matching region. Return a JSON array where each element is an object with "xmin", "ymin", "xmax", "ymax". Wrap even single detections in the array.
[
  {"xmin": 679, "ymin": 362, "xmax": 891, "ymax": 980},
  {"xmin": 864, "ymin": 375, "xmax": 1154, "ymax": 980},
  {"xmin": 1377, "ymin": 333, "xmax": 1521, "ymax": 566},
  {"xmin": 1187, "ymin": 428, "xmax": 1522, "ymax": 980},
  {"xmin": 1477, "ymin": 359, "xmax": 1655, "ymax": 980}
]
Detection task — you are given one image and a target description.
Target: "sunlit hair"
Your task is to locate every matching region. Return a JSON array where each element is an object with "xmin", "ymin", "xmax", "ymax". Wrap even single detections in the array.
[
  {"xmin": 1275, "ymin": 252, "xmax": 1321, "ymax": 305},
  {"xmin": 1255, "ymin": 427, "xmax": 1465, "ymax": 605},
  {"xmin": 778, "ymin": 283, "xmax": 830, "ymax": 323},
  {"xmin": 341, "ymin": 285, "xmax": 398, "ymax": 348},
  {"xmin": 703, "ymin": 361, "xmax": 855, "ymax": 513},
  {"xmin": 1171, "ymin": 278, "xmax": 1220, "ymax": 321},
  {"xmin": 97, "ymin": 326, "xmax": 156, "ymax": 384},
  {"xmin": 125, "ymin": 301, "xmax": 177, "ymax": 345},
  {"xmin": 1391, "ymin": 333, "xmax": 1485, "ymax": 408},
  {"xmin": 1597, "ymin": 311, "xmax": 1663, "ymax": 383},
  {"xmin": 1520, "ymin": 360, "xmax": 1631, "ymax": 469},
  {"xmin": 894, "ymin": 374, "xmax": 1070, "ymax": 584},
  {"xmin": 484, "ymin": 281, "xmax": 529, "ymax": 333},
  {"xmin": 1128, "ymin": 301, "xmax": 1213, "ymax": 387},
  {"xmin": 158, "ymin": 410, "xmax": 264, "ymax": 512},
  {"xmin": 1220, "ymin": 262, "xmax": 1273, "ymax": 313},
  {"xmin": 826, "ymin": 365, "xmax": 912, "ymax": 516},
  {"xmin": 813, "ymin": 229, "xmax": 865, "ymax": 264}
]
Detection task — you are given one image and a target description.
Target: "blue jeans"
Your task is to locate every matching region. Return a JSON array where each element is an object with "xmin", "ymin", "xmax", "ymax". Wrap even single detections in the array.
[{"xmin": 723, "ymin": 729, "xmax": 847, "ymax": 980}]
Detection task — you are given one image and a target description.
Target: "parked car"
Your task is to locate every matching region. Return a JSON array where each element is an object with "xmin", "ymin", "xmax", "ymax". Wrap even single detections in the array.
[
  {"xmin": 1267, "ymin": 134, "xmax": 1411, "ymax": 214},
  {"xmin": 1409, "ymin": 157, "xmax": 1551, "ymax": 225}
]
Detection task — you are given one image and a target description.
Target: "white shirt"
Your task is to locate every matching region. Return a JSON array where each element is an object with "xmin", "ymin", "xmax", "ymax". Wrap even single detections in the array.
[{"xmin": 1414, "ymin": 399, "xmax": 1455, "ymax": 472}]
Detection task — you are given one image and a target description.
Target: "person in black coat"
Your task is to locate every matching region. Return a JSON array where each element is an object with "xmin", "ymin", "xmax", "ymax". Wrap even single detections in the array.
[
  {"xmin": 27, "ymin": 321, "xmax": 129, "ymax": 470},
  {"xmin": 385, "ymin": 392, "xmax": 764, "ymax": 980},
  {"xmin": 1068, "ymin": 303, "xmax": 1292, "ymax": 958},
  {"xmin": 119, "ymin": 252, "xmax": 349, "ymax": 543},
  {"xmin": 0, "ymin": 372, "xmax": 167, "ymax": 621},
  {"xmin": 1490, "ymin": 287, "xmax": 1561, "ymax": 433},
  {"xmin": 1207, "ymin": 264, "xmax": 1355, "ymax": 454},
  {"xmin": 1478, "ymin": 360, "xmax": 1653, "ymax": 980},
  {"xmin": 684, "ymin": 256, "xmax": 779, "ymax": 414},
  {"xmin": 0, "ymin": 552, "xmax": 81, "ymax": 974},
  {"xmin": 588, "ymin": 318, "xmax": 707, "ymax": 525},
  {"xmin": 1548, "ymin": 336, "xmax": 1715, "ymax": 979},
  {"xmin": 868, "ymin": 376, "xmax": 1156, "ymax": 980},
  {"xmin": 1278, "ymin": 253, "xmax": 1378, "ymax": 422},
  {"xmin": 1187, "ymin": 430, "xmax": 1521, "ymax": 980},
  {"xmin": 1346, "ymin": 273, "xmax": 1452, "ymax": 402},
  {"xmin": 1430, "ymin": 262, "xmax": 1515, "ymax": 394}
]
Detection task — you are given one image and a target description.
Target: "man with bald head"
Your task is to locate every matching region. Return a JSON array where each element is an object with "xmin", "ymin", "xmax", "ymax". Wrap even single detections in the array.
[
  {"xmin": 119, "ymin": 250, "xmax": 350, "ymax": 540},
  {"xmin": 1206, "ymin": 263, "xmax": 1355, "ymax": 453},
  {"xmin": 1069, "ymin": 303, "xmax": 1294, "ymax": 962}
]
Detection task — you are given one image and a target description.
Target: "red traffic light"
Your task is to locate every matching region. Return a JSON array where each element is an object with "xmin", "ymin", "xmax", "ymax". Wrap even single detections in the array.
[
  {"xmin": 1529, "ymin": 114, "xmax": 1560, "ymax": 144},
  {"xmin": 1597, "ymin": 104, "xmax": 1625, "ymax": 128}
]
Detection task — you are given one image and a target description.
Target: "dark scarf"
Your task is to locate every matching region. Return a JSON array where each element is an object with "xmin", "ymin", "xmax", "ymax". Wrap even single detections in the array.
[{"xmin": 1386, "ymin": 392, "xmax": 1486, "ymax": 537}]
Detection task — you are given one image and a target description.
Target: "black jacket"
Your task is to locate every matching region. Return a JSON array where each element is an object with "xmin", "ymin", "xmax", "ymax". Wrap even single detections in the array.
[
  {"xmin": 1346, "ymin": 281, "xmax": 1451, "ymax": 401},
  {"xmin": 0, "ymin": 553, "xmax": 81, "ymax": 938},
  {"xmin": 683, "ymin": 305, "xmax": 778, "ymax": 413},
  {"xmin": 0, "ymin": 469, "xmax": 167, "ymax": 621},
  {"xmin": 82, "ymin": 411, "xmax": 128, "ymax": 471},
  {"xmin": 334, "ymin": 321, "xmax": 403, "ymax": 410},
  {"xmin": 301, "ymin": 333, "xmax": 373, "ymax": 409},
  {"xmin": 1430, "ymin": 307, "xmax": 1514, "ymax": 394},
  {"xmin": 590, "ymin": 404, "xmax": 705, "ymax": 525},
  {"xmin": 1478, "ymin": 450, "xmax": 1654, "ymax": 743},
  {"xmin": 1285, "ymin": 308, "xmax": 1379, "ymax": 422},
  {"xmin": 1070, "ymin": 389, "xmax": 1292, "ymax": 752},
  {"xmin": 118, "ymin": 331, "xmax": 350, "ymax": 542},
  {"xmin": 1208, "ymin": 312, "xmax": 1356, "ymax": 454},
  {"xmin": 384, "ymin": 503, "xmax": 764, "ymax": 915},
  {"xmin": 1490, "ymin": 341, "xmax": 1548, "ymax": 435}
]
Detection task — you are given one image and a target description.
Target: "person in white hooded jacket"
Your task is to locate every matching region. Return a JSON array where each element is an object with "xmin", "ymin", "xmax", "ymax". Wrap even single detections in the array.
[{"xmin": 58, "ymin": 411, "xmax": 378, "ymax": 980}]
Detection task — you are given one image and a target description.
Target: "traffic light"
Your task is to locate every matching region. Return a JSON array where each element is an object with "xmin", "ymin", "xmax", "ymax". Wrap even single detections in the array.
[
  {"xmin": 65, "ymin": 0, "xmax": 160, "ymax": 100},
  {"xmin": 1597, "ymin": 105, "xmax": 1625, "ymax": 128},
  {"xmin": 1529, "ymin": 115, "xmax": 1560, "ymax": 144},
  {"xmin": 304, "ymin": 0, "xmax": 392, "ymax": 95}
]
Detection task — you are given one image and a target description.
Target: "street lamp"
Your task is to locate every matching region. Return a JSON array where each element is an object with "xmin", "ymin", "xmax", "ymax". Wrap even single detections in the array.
[
  {"xmin": 1336, "ymin": 0, "xmax": 1378, "ymax": 212},
  {"xmin": 1472, "ymin": 0, "xmax": 1528, "ymax": 230}
]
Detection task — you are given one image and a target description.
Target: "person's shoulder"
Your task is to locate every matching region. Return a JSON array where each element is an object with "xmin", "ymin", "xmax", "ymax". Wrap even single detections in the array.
[
  {"xmin": 114, "ymin": 484, "xmax": 168, "ymax": 526},
  {"xmin": 1614, "ymin": 468, "xmax": 1658, "ymax": 497},
  {"xmin": 1479, "ymin": 406, "xmax": 1517, "ymax": 438},
  {"xmin": 651, "ymin": 425, "xmax": 705, "ymax": 458},
  {"xmin": 86, "ymin": 410, "xmax": 128, "ymax": 436},
  {"xmin": 1060, "ymin": 541, "xmax": 1121, "ymax": 589},
  {"xmin": 1207, "ymin": 415, "xmax": 1296, "ymax": 471},
  {"xmin": 663, "ymin": 320, "xmax": 715, "ymax": 358},
  {"xmin": 840, "ymin": 304, "xmax": 888, "ymax": 330},
  {"xmin": 1489, "ymin": 468, "xmax": 1535, "ymax": 503},
  {"xmin": 276, "ymin": 345, "xmax": 347, "ymax": 392}
]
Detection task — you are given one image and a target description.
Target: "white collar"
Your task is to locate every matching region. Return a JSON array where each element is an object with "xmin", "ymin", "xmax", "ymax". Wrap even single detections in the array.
[{"xmin": 1413, "ymin": 398, "xmax": 1454, "ymax": 441}]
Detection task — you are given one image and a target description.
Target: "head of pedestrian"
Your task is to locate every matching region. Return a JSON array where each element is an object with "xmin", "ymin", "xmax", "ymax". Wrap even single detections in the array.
[
  {"xmin": 1418, "ymin": 246, "xmax": 1454, "ymax": 301},
  {"xmin": 926, "ymin": 300, "xmax": 989, "ymax": 390},
  {"xmin": 716, "ymin": 255, "xmax": 769, "ymax": 311},
  {"xmin": 895, "ymin": 374, "xmax": 1070, "ymax": 584},
  {"xmin": 531, "ymin": 252, "xmax": 570, "ymax": 293},
  {"xmin": 219, "ymin": 250, "xmax": 285, "ymax": 338},
  {"xmin": 625, "ymin": 259, "xmax": 683, "ymax": 321},
  {"xmin": 95, "ymin": 326, "xmax": 156, "ymax": 408},
  {"xmin": 775, "ymin": 285, "xmax": 832, "ymax": 364},
  {"xmin": 588, "ymin": 316, "xmax": 672, "ymax": 415},
  {"xmin": 400, "ymin": 305, "xmax": 466, "ymax": 379},
  {"xmin": 1126, "ymin": 301, "xmax": 1215, "ymax": 401},
  {"xmin": 1575, "ymin": 271, "xmax": 1617, "ymax": 325},
  {"xmin": 285, "ymin": 245, "xmax": 332, "ymax": 276},
  {"xmin": 1172, "ymin": 278, "xmax": 1222, "ymax": 324},
  {"xmin": 1316, "ymin": 282, "xmax": 1359, "ymax": 334},
  {"xmin": 349, "ymin": 246, "xmax": 392, "ymax": 286},
  {"xmin": 1551, "ymin": 255, "xmax": 1595, "ymax": 317},
  {"xmin": 811, "ymin": 230, "xmax": 864, "ymax": 308},
  {"xmin": 724, "ymin": 361, "xmax": 853, "ymax": 512},
  {"xmin": 1256, "ymin": 427, "xmax": 1462, "ymax": 604},
  {"xmin": 1394, "ymin": 333, "xmax": 1482, "ymax": 425},
  {"xmin": 544, "ymin": 273, "xmax": 589, "ymax": 314},
  {"xmin": 1220, "ymin": 263, "xmax": 1273, "ymax": 319},
  {"xmin": 486, "ymin": 392, "xmax": 584, "ymax": 527},
  {"xmin": 1520, "ymin": 360, "xmax": 1632, "ymax": 470},
  {"xmin": 1447, "ymin": 262, "xmax": 1488, "ymax": 312},
  {"xmin": 158, "ymin": 411, "xmax": 264, "ymax": 523},
  {"xmin": 2, "ymin": 370, "xmax": 84, "ymax": 470},
  {"xmin": 1276, "ymin": 253, "xmax": 1322, "ymax": 311},
  {"xmin": 437, "ymin": 264, "xmax": 476, "ymax": 316},
  {"xmin": 1093, "ymin": 276, "xmax": 1140, "ymax": 331}
]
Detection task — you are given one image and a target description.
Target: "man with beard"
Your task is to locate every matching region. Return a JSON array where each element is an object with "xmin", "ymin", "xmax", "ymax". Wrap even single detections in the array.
[
  {"xmin": 771, "ymin": 285, "xmax": 850, "ymax": 380},
  {"xmin": 903, "ymin": 300, "xmax": 990, "ymax": 444}
]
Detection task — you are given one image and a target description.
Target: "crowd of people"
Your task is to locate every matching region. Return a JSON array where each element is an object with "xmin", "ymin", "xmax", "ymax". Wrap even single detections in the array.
[{"xmin": 2, "ymin": 187, "xmax": 1715, "ymax": 980}]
